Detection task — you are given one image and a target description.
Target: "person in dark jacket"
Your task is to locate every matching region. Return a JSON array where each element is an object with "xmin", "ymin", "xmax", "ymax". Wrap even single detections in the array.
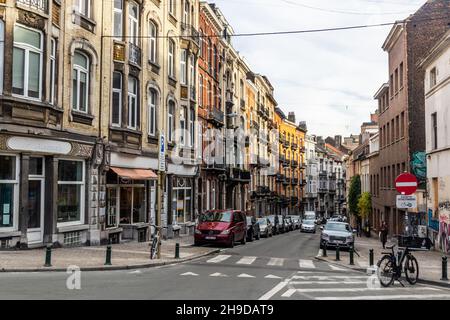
[{"xmin": 380, "ymin": 221, "xmax": 389, "ymax": 249}]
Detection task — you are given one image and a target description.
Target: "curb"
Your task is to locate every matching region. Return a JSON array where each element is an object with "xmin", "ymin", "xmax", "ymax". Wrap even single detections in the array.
[
  {"xmin": 315, "ymin": 256, "xmax": 450, "ymax": 289},
  {"xmin": 0, "ymin": 248, "xmax": 221, "ymax": 273}
]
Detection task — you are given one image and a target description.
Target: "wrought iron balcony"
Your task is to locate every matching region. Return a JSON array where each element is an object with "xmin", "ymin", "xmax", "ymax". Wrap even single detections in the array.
[
  {"xmin": 207, "ymin": 107, "xmax": 224, "ymax": 127},
  {"xmin": 256, "ymin": 186, "xmax": 271, "ymax": 196},
  {"xmin": 129, "ymin": 43, "xmax": 141, "ymax": 66},
  {"xmin": 291, "ymin": 160, "xmax": 299, "ymax": 168},
  {"xmin": 205, "ymin": 162, "xmax": 226, "ymax": 172},
  {"xmin": 291, "ymin": 178, "xmax": 299, "ymax": 185},
  {"xmin": 228, "ymin": 167, "xmax": 251, "ymax": 183},
  {"xmin": 181, "ymin": 23, "xmax": 200, "ymax": 47},
  {"xmin": 17, "ymin": 0, "xmax": 48, "ymax": 13}
]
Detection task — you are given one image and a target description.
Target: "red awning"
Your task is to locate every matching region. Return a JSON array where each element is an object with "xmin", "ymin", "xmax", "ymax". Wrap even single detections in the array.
[{"xmin": 111, "ymin": 167, "xmax": 157, "ymax": 180}]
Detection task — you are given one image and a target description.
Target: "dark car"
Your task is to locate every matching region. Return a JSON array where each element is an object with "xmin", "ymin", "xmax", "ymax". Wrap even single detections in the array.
[
  {"xmin": 267, "ymin": 215, "xmax": 281, "ymax": 235},
  {"xmin": 246, "ymin": 216, "xmax": 261, "ymax": 241},
  {"xmin": 257, "ymin": 217, "xmax": 273, "ymax": 237},
  {"xmin": 194, "ymin": 210, "xmax": 247, "ymax": 248}
]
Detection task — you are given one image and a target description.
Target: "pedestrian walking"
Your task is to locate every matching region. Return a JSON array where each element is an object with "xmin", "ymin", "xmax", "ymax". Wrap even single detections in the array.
[{"xmin": 380, "ymin": 221, "xmax": 389, "ymax": 249}]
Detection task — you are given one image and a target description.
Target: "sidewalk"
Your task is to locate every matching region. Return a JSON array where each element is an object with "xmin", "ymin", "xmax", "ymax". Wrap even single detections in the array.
[
  {"xmin": 316, "ymin": 235, "xmax": 450, "ymax": 287},
  {"xmin": 0, "ymin": 235, "xmax": 219, "ymax": 272}
]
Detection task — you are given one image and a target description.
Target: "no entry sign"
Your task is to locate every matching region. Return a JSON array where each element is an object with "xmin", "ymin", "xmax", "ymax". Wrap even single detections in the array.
[{"xmin": 395, "ymin": 173, "xmax": 418, "ymax": 195}]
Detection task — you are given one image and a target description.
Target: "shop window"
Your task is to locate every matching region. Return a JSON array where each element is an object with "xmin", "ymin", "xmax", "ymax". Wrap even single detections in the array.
[
  {"xmin": 0, "ymin": 155, "xmax": 18, "ymax": 230},
  {"xmin": 119, "ymin": 185, "xmax": 147, "ymax": 224},
  {"xmin": 57, "ymin": 160, "xmax": 85, "ymax": 225}
]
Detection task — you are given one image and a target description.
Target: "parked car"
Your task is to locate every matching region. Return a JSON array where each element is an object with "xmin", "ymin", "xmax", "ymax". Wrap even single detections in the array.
[
  {"xmin": 300, "ymin": 219, "xmax": 316, "ymax": 233},
  {"xmin": 267, "ymin": 215, "xmax": 282, "ymax": 235},
  {"xmin": 284, "ymin": 216, "xmax": 294, "ymax": 231},
  {"xmin": 194, "ymin": 210, "xmax": 247, "ymax": 248},
  {"xmin": 257, "ymin": 217, "xmax": 273, "ymax": 237},
  {"xmin": 246, "ymin": 216, "xmax": 261, "ymax": 241},
  {"xmin": 288, "ymin": 215, "xmax": 301, "ymax": 229},
  {"xmin": 320, "ymin": 222, "xmax": 355, "ymax": 250}
]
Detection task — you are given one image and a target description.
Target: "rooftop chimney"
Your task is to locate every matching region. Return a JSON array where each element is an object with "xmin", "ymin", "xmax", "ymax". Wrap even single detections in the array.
[{"xmin": 288, "ymin": 112, "xmax": 296, "ymax": 123}]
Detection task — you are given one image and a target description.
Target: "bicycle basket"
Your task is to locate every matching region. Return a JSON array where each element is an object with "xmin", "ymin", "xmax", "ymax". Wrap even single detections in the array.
[{"xmin": 397, "ymin": 235, "xmax": 431, "ymax": 249}]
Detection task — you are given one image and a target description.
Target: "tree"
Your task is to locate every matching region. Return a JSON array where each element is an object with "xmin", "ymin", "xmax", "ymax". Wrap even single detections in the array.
[
  {"xmin": 357, "ymin": 192, "xmax": 372, "ymax": 220},
  {"xmin": 348, "ymin": 175, "xmax": 361, "ymax": 216}
]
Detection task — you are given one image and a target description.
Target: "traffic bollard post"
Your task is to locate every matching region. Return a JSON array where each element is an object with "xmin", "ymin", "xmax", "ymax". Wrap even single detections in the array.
[
  {"xmin": 349, "ymin": 247, "xmax": 354, "ymax": 265},
  {"xmin": 105, "ymin": 245, "xmax": 112, "ymax": 266},
  {"xmin": 335, "ymin": 244, "xmax": 340, "ymax": 261},
  {"xmin": 369, "ymin": 249, "xmax": 374, "ymax": 266},
  {"xmin": 44, "ymin": 244, "xmax": 52, "ymax": 267},
  {"xmin": 442, "ymin": 256, "xmax": 448, "ymax": 281},
  {"xmin": 175, "ymin": 243, "xmax": 180, "ymax": 259}
]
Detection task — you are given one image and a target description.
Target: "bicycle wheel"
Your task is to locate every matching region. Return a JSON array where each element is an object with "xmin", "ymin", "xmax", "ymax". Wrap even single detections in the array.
[
  {"xmin": 377, "ymin": 255, "xmax": 395, "ymax": 287},
  {"xmin": 404, "ymin": 254, "xmax": 419, "ymax": 285}
]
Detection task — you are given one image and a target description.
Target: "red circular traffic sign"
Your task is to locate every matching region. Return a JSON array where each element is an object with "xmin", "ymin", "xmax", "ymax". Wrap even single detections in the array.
[{"xmin": 395, "ymin": 173, "xmax": 418, "ymax": 195}]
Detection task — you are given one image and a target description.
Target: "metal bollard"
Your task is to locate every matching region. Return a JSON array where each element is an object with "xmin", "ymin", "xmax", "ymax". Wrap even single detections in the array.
[
  {"xmin": 335, "ymin": 245, "xmax": 340, "ymax": 261},
  {"xmin": 322, "ymin": 243, "xmax": 327, "ymax": 257},
  {"xmin": 441, "ymin": 256, "xmax": 448, "ymax": 281},
  {"xmin": 105, "ymin": 245, "xmax": 112, "ymax": 266},
  {"xmin": 369, "ymin": 249, "xmax": 374, "ymax": 267},
  {"xmin": 175, "ymin": 243, "xmax": 180, "ymax": 259},
  {"xmin": 44, "ymin": 244, "xmax": 52, "ymax": 267},
  {"xmin": 349, "ymin": 247, "xmax": 354, "ymax": 265}
]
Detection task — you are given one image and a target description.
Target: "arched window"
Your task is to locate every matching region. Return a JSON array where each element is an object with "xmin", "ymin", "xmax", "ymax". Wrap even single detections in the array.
[
  {"xmin": 168, "ymin": 100, "xmax": 175, "ymax": 142},
  {"xmin": 148, "ymin": 21, "xmax": 157, "ymax": 63},
  {"xmin": 128, "ymin": 2, "xmax": 139, "ymax": 45},
  {"xmin": 168, "ymin": 39, "xmax": 175, "ymax": 78},
  {"xmin": 72, "ymin": 50, "xmax": 90, "ymax": 113},
  {"xmin": 148, "ymin": 88, "xmax": 158, "ymax": 136},
  {"xmin": 208, "ymin": 39, "xmax": 212, "ymax": 69},
  {"xmin": 128, "ymin": 76, "xmax": 139, "ymax": 129},
  {"xmin": 114, "ymin": 0, "xmax": 123, "ymax": 39}
]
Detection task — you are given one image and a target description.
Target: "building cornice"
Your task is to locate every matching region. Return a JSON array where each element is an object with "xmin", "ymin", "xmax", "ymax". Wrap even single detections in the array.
[{"xmin": 382, "ymin": 22, "xmax": 405, "ymax": 52}]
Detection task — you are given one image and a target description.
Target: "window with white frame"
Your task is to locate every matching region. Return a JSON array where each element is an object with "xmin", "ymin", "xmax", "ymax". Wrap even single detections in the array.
[
  {"xmin": 189, "ymin": 54, "xmax": 195, "ymax": 88},
  {"xmin": 128, "ymin": 76, "xmax": 139, "ymax": 129},
  {"xmin": 0, "ymin": 155, "xmax": 19, "ymax": 230},
  {"xmin": 199, "ymin": 74, "xmax": 203, "ymax": 106},
  {"xmin": 168, "ymin": 0, "xmax": 175, "ymax": 16},
  {"xmin": 199, "ymin": 29, "xmax": 204, "ymax": 58},
  {"xmin": 148, "ymin": 88, "xmax": 157, "ymax": 136},
  {"xmin": 168, "ymin": 39, "xmax": 175, "ymax": 78},
  {"xmin": 75, "ymin": 0, "xmax": 91, "ymax": 17},
  {"xmin": 207, "ymin": 81, "xmax": 212, "ymax": 108},
  {"xmin": 0, "ymin": 20, "xmax": 4, "ymax": 95},
  {"xmin": 49, "ymin": 38, "xmax": 56, "ymax": 105},
  {"xmin": 180, "ymin": 49, "xmax": 187, "ymax": 85},
  {"xmin": 430, "ymin": 67, "xmax": 437, "ymax": 88},
  {"xmin": 57, "ymin": 160, "xmax": 85, "ymax": 225},
  {"xmin": 72, "ymin": 50, "xmax": 89, "ymax": 113},
  {"xmin": 149, "ymin": 20, "xmax": 157, "ymax": 64},
  {"xmin": 128, "ymin": 2, "xmax": 139, "ymax": 45},
  {"xmin": 111, "ymin": 71, "xmax": 122, "ymax": 126},
  {"xmin": 168, "ymin": 100, "xmax": 175, "ymax": 143},
  {"xmin": 180, "ymin": 106, "xmax": 187, "ymax": 145},
  {"xmin": 190, "ymin": 107, "xmax": 195, "ymax": 147},
  {"xmin": 183, "ymin": 0, "xmax": 190, "ymax": 25},
  {"xmin": 113, "ymin": 0, "xmax": 123, "ymax": 39},
  {"xmin": 12, "ymin": 25, "xmax": 43, "ymax": 100}
]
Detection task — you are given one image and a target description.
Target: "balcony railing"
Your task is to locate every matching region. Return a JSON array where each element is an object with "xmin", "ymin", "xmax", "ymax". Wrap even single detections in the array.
[
  {"xmin": 256, "ymin": 186, "xmax": 271, "ymax": 195},
  {"xmin": 181, "ymin": 23, "xmax": 200, "ymax": 47},
  {"xmin": 207, "ymin": 107, "xmax": 224, "ymax": 127},
  {"xmin": 228, "ymin": 167, "xmax": 251, "ymax": 183},
  {"xmin": 17, "ymin": 0, "xmax": 48, "ymax": 13},
  {"xmin": 291, "ymin": 160, "xmax": 298, "ymax": 168},
  {"xmin": 129, "ymin": 43, "xmax": 141, "ymax": 66}
]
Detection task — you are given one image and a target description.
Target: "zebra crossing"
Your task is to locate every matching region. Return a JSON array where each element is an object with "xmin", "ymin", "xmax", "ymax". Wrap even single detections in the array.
[{"xmin": 205, "ymin": 254, "xmax": 342, "ymax": 271}]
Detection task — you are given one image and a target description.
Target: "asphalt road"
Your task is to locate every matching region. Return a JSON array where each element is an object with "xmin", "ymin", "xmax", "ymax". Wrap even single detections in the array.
[{"xmin": 1, "ymin": 230, "xmax": 450, "ymax": 300}]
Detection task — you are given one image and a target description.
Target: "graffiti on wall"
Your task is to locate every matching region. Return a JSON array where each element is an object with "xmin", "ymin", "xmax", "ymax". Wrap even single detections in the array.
[{"xmin": 438, "ymin": 201, "xmax": 450, "ymax": 254}]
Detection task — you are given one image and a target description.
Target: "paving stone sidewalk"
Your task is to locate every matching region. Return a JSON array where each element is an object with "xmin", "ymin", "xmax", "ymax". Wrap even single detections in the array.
[
  {"xmin": 316, "ymin": 235, "xmax": 450, "ymax": 287},
  {"xmin": 0, "ymin": 235, "xmax": 219, "ymax": 272}
]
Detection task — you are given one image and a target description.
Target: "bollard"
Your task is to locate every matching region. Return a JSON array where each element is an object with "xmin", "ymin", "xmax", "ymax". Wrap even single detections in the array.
[
  {"xmin": 349, "ymin": 247, "xmax": 354, "ymax": 265},
  {"xmin": 335, "ymin": 244, "xmax": 340, "ymax": 261},
  {"xmin": 442, "ymin": 256, "xmax": 448, "ymax": 281},
  {"xmin": 322, "ymin": 243, "xmax": 327, "ymax": 257},
  {"xmin": 105, "ymin": 245, "xmax": 112, "ymax": 266},
  {"xmin": 369, "ymin": 249, "xmax": 374, "ymax": 267},
  {"xmin": 175, "ymin": 242, "xmax": 180, "ymax": 259},
  {"xmin": 44, "ymin": 244, "xmax": 52, "ymax": 267}
]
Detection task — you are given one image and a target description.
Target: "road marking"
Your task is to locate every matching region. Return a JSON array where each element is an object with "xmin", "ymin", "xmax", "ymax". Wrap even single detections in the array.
[
  {"xmin": 210, "ymin": 272, "xmax": 228, "ymax": 277},
  {"xmin": 289, "ymin": 281, "xmax": 367, "ymax": 285},
  {"xmin": 328, "ymin": 264, "xmax": 347, "ymax": 271},
  {"xmin": 129, "ymin": 270, "xmax": 142, "ymax": 274},
  {"xmin": 206, "ymin": 255, "xmax": 231, "ymax": 263},
  {"xmin": 290, "ymin": 287, "xmax": 440, "ymax": 293},
  {"xmin": 317, "ymin": 293, "xmax": 450, "ymax": 300},
  {"xmin": 299, "ymin": 259, "xmax": 315, "ymax": 269},
  {"xmin": 267, "ymin": 258, "xmax": 284, "ymax": 266},
  {"xmin": 236, "ymin": 256, "xmax": 257, "ymax": 265},
  {"xmin": 265, "ymin": 274, "xmax": 282, "ymax": 279},
  {"xmin": 181, "ymin": 272, "xmax": 199, "ymax": 276},
  {"xmin": 281, "ymin": 289, "xmax": 297, "ymax": 297},
  {"xmin": 291, "ymin": 275, "xmax": 369, "ymax": 280},
  {"xmin": 258, "ymin": 281, "xmax": 289, "ymax": 300},
  {"xmin": 238, "ymin": 273, "xmax": 256, "ymax": 278}
]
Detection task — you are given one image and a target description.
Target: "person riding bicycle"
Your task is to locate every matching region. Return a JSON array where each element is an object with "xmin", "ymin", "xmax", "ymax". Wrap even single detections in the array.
[{"xmin": 380, "ymin": 221, "xmax": 388, "ymax": 249}]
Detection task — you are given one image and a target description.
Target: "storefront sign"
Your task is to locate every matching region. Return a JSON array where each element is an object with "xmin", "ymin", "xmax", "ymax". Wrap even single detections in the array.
[
  {"xmin": 7, "ymin": 137, "xmax": 72, "ymax": 154},
  {"xmin": 159, "ymin": 133, "xmax": 166, "ymax": 172},
  {"xmin": 396, "ymin": 195, "xmax": 417, "ymax": 209}
]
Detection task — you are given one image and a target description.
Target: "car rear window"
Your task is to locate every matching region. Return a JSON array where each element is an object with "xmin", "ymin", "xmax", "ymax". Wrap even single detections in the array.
[
  {"xmin": 200, "ymin": 211, "xmax": 232, "ymax": 223},
  {"xmin": 303, "ymin": 220, "xmax": 315, "ymax": 225}
]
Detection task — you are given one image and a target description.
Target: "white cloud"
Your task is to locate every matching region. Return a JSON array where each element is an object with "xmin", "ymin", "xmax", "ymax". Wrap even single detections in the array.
[{"xmin": 213, "ymin": 0, "xmax": 424, "ymax": 137}]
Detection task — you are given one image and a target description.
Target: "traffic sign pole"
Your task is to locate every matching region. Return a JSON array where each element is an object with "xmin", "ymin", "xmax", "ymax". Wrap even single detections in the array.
[{"xmin": 395, "ymin": 173, "xmax": 418, "ymax": 237}]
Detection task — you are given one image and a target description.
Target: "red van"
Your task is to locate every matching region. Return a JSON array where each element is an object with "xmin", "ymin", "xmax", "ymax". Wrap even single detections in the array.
[{"xmin": 194, "ymin": 210, "xmax": 247, "ymax": 247}]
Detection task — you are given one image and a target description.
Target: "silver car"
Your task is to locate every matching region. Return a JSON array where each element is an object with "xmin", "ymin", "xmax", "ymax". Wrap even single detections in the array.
[
  {"xmin": 288, "ymin": 215, "xmax": 301, "ymax": 229},
  {"xmin": 320, "ymin": 222, "xmax": 355, "ymax": 249},
  {"xmin": 300, "ymin": 219, "xmax": 316, "ymax": 233}
]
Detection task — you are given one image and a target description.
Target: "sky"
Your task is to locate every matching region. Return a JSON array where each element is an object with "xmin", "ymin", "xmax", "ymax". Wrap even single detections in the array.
[{"xmin": 211, "ymin": 0, "xmax": 426, "ymax": 138}]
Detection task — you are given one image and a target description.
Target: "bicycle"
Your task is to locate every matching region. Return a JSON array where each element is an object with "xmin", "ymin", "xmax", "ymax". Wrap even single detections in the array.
[
  {"xmin": 376, "ymin": 244, "xmax": 419, "ymax": 287},
  {"xmin": 150, "ymin": 224, "xmax": 166, "ymax": 260}
]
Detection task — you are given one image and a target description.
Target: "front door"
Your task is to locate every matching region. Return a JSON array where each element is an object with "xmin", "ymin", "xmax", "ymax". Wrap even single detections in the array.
[{"xmin": 27, "ymin": 157, "xmax": 45, "ymax": 244}]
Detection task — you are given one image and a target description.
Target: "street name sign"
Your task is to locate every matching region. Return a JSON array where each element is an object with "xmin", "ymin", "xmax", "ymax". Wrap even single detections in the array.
[
  {"xmin": 395, "ymin": 173, "xmax": 418, "ymax": 195},
  {"xmin": 396, "ymin": 195, "xmax": 417, "ymax": 209}
]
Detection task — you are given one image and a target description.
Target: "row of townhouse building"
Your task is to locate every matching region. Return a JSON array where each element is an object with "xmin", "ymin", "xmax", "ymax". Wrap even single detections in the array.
[
  {"xmin": 343, "ymin": 0, "xmax": 449, "ymax": 252},
  {"xmin": 0, "ymin": 0, "xmax": 307, "ymax": 248}
]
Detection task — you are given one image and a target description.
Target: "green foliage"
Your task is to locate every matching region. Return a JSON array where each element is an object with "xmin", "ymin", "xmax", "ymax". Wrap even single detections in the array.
[
  {"xmin": 348, "ymin": 175, "xmax": 361, "ymax": 216},
  {"xmin": 357, "ymin": 192, "xmax": 372, "ymax": 219}
]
